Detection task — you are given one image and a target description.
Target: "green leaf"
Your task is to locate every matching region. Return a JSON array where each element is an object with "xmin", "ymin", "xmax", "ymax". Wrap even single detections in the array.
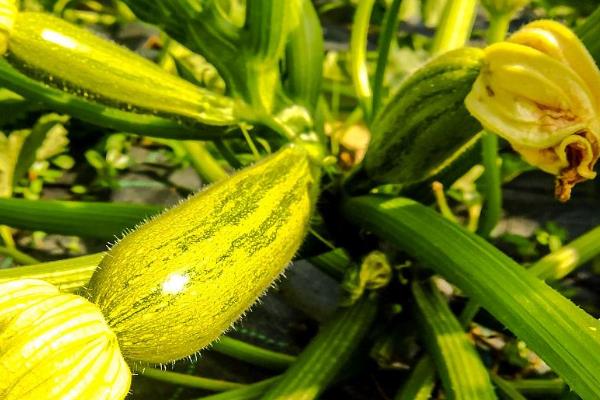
[{"xmin": 342, "ymin": 195, "xmax": 600, "ymax": 399}]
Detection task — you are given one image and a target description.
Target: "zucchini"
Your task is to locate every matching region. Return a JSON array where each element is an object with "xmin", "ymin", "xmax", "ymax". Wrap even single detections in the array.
[
  {"xmin": 0, "ymin": 279, "xmax": 130, "ymax": 400},
  {"xmin": 363, "ymin": 47, "xmax": 484, "ymax": 185},
  {"xmin": 88, "ymin": 145, "xmax": 316, "ymax": 364},
  {"xmin": 3, "ymin": 11, "xmax": 236, "ymax": 128}
]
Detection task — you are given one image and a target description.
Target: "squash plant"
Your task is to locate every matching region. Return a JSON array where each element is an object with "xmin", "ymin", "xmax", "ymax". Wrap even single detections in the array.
[{"xmin": 2, "ymin": 0, "xmax": 600, "ymax": 399}]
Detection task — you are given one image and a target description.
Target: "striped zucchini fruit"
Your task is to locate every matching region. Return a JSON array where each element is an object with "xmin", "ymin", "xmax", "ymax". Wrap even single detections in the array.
[
  {"xmin": 0, "ymin": 9, "xmax": 235, "ymax": 127},
  {"xmin": 364, "ymin": 47, "xmax": 484, "ymax": 185},
  {"xmin": 88, "ymin": 146, "xmax": 316, "ymax": 364}
]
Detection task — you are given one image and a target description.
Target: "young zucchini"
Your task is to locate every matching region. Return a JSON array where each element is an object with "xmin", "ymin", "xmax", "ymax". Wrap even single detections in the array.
[
  {"xmin": 88, "ymin": 145, "xmax": 316, "ymax": 364},
  {"xmin": 363, "ymin": 47, "xmax": 484, "ymax": 185},
  {"xmin": 2, "ymin": 10, "xmax": 235, "ymax": 127}
]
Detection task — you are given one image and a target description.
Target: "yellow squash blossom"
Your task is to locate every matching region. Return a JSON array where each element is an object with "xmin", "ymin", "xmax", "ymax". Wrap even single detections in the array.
[
  {"xmin": 0, "ymin": 279, "xmax": 131, "ymax": 400},
  {"xmin": 466, "ymin": 20, "xmax": 600, "ymax": 201}
]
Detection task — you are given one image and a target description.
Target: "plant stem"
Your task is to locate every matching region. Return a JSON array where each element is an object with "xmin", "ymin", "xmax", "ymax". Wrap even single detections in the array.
[
  {"xmin": 511, "ymin": 378, "xmax": 565, "ymax": 396},
  {"xmin": 0, "ymin": 245, "xmax": 39, "ymax": 265},
  {"xmin": 477, "ymin": 132, "xmax": 501, "ymax": 238},
  {"xmin": 210, "ymin": 336, "xmax": 295, "ymax": 370},
  {"xmin": 342, "ymin": 196, "xmax": 600, "ymax": 399},
  {"xmin": 528, "ymin": 225, "xmax": 600, "ymax": 281},
  {"xmin": 463, "ymin": 209, "xmax": 600, "ymax": 324},
  {"xmin": 240, "ymin": 125, "xmax": 261, "ymax": 161},
  {"xmin": 372, "ymin": 0, "xmax": 403, "ymax": 118},
  {"xmin": 140, "ymin": 368, "xmax": 244, "ymax": 391},
  {"xmin": 486, "ymin": 13, "xmax": 511, "ymax": 43},
  {"xmin": 394, "ymin": 355, "xmax": 436, "ymax": 400},
  {"xmin": 478, "ymin": 12, "xmax": 512, "ymax": 238},
  {"xmin": 183, "ymin": 141, "xmax": 229, "ymax": 183},
  {"xmin": 195, "ymin": 376, "xmax": 281, "ymax": 400},
  {"xmin": 0, "ymin": 225, "xmax": 15, "ymax": 248},
  {"xmin": 0, "ymin": 198, "xmax": 162, "ymax": 240},
  {"xmin": 491, "ymin": 374, "xmax": 527, "ymax": 400},
  {"xmin": 350, "ymin": 0, "xmax": 376, "ymax": 120},
  {"xmin": 309, "ymin": 248, "xmax": 351, "ymax": 279},
  {"xmin": 430, "ymin": 0, "xmax": 478, "ymax": 55},
  {"xmin": 214, "ymin": 140, "xmax": 244, "ymax": 170},
  {"xmin": 260, "ymin": 298, "xmax": 377, "ymax": 400},
  {"xmin": 413, "ymin": 279, "xmax": 496, "ymax": 399}
]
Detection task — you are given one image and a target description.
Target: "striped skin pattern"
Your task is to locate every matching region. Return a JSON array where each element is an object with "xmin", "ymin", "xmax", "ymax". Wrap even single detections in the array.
[
  {"xmin": 364, "ymin": 47, "xmax": 484, "ymax": 185},
  {"xmin": 4, "ymin": 11, "xmax": 235, "ymax": 126},
  {"xmin": 0, "ymin": 279, "xmax": 130, "ymax": 400},
  {"xmin": 88, "ymin": 146, "xmax": 315, "ymax": 364}
]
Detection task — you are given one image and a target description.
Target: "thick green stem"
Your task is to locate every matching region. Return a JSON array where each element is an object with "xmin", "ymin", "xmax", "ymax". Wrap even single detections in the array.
[
  {"xmin": 413, "ymin": 279, "xmax": 496, "ymax": 399},
  {"xmin": 478, "ymin": 12, "xmax": 513, "ymax": 238},
  {"xmin": 342, "ymin": 196, "xmax": 600, "ymax": 399},
  {"xmin": 284, "ymin": 0, "xmax": 324, "ymax": 112},
  {"xmin": 491, "ymin": 375, "xmax": 526, "ymax": 400},
  {"xmin": 486, "ymin": 13, "xmax": 511, "ymax": 43},
  {"xmin": 528, "ymin": 225, "xmax": 600, "ymax": 281},
  {"xmin": 394, "ymin": 355, "xmax": 436, "ymax": 400},
  {"xmin": 0, "ymin": 198, "xmax": 161, "ymax": 240},
  {"xmin": 372, "ymin": 0, "xmax": 403, "ymax": 118},
  {"xmin": 350, "ymin": 0, "xmax": 376, "ymax": 120},
  {"xmin": 260, "ymin": 298, "xmax": 378, "ymax": 400},
  {"xmin": 511, "ymin": 378, "xmax": 565, "ymax": 396},
  {"xmin": 183, "ymin": 141, "xmax": 229, "ymax": 183},
  {"xmin": 478, "ymin": 132, "xmax": 501, "ymax": 238},
  {"xmin": 430, "ymin": 0, "xmax": 477, "ymax": 55}
]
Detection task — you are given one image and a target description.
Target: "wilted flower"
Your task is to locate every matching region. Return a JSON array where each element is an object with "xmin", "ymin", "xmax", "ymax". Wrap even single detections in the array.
[
  {"xmin": 466, "ymin": 20, "xmax": 600, "ymax": 201},
  {"xmin": 0, "ymin": 279, "xmax": 130, "ymax": 400}
]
